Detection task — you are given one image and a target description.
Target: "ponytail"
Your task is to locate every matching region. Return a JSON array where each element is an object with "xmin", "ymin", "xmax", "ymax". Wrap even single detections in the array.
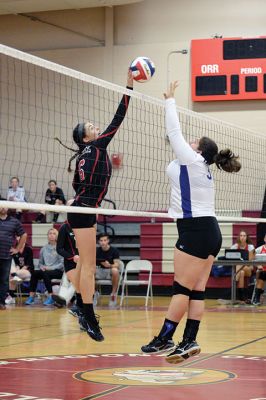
[
  {"xmin": 213, "ymin": 149, "xmax": 241, "ymax": 173},
  {"xmin": 198, "ymin": 137, "xmax": 241, "ymax": 173},
  {"xmin": 54, "ymin": 138, "xmax": 79, "ymax": 172}
]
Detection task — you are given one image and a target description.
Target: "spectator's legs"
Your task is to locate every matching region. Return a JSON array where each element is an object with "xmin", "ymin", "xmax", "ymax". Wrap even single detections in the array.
[
  {"xmin": 111, "ymin": 267, "xmax": 119, "ymax": 296},
  {"xmin": 16, "ymin": 269, "xmax": 31, "ymax": 280},
  {"xmin": 35, "ymin": 211, "xmax": 45, "ymax": 223},
  {"xmin": 0, "ymin": 259, "xmax": 12, "ymax": 306},
  {"xmin": 10, "ymin": 264, "xmax": 31, "ymax": 291},
  {"xmin": 236, "ymin": 265, "xmax": 252, "ymax": 301},
  {"xmin": 53, "ymin": 199, "xmax": 63, "ymax": 222},
  {"xmin": 46, "ymin": 212, "xmax": 54, "ymax": 223},
  {"xmin": 41, "ymin": 270, "xmax": 63, "ymax": 295},
  {"xmin": 29, "ymin": 270, "xmax": 44, "ymax": 296}
]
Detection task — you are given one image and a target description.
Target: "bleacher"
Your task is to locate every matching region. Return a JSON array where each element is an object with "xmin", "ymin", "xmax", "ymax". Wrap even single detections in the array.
[{"xmin": 21, "ymin": 211, "xmax": 260, "ymax": 297}]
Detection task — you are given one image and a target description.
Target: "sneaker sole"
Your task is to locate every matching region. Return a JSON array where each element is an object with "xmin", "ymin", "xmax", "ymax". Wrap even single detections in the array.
[
  {"xmin": 141, "ymin": 344, "xmax": 176, "ymax": 355},
  {"xmin": 166, "ymin": 347, "xmax": 201, "ymax": 364}
]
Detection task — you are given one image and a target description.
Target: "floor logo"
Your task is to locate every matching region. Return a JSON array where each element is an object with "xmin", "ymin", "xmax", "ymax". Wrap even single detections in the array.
[{"xmin": 75, "ymin": 366, "xmax": 235, "ymax": 386}]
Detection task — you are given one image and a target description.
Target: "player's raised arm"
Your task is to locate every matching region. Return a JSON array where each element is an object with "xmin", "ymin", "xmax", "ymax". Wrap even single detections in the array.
[
  {"xmin": 96, "ymin": 69, "xmax": 133, "ymax": 148},
  {"xmin": 164, "ymin": 81, "xmax": 197, "ymax": 165}
]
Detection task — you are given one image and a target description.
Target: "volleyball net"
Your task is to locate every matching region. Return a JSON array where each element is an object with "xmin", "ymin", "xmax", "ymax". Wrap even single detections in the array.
[{"xmin": 0, "ymin": 44, "xmax": 266, "ymax": 223}]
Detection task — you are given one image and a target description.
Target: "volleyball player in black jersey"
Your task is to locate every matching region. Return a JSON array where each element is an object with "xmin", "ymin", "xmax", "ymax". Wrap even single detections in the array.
[{"xmin": 66, "ymin": 71, "xmax": 133, "ymax": 341}]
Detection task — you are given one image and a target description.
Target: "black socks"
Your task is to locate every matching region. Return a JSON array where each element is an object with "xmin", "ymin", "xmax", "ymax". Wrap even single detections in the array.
[
  {"xmin": 83, "ymin": 303, "xmax": 97, "ymax": 324},
  {"xmin": 76, "ymin": 293, "xmax": 83, "ymax": 308},
  {"xmin": 158, "ymin": 318, "xmax": 178, "ymax": 340},
  {"xmin": 183, "ymin": 319, "xmax": 200, "ymax": 342}
]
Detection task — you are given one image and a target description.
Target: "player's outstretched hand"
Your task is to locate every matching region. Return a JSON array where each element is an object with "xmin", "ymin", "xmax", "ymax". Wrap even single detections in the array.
[
  {"xmin": 127, "ymin": 69, "xmax": 134, "ymax": 88},
  {"xmin": 164, "ymin": 81, "xmax": 179, "ymax": 99}
]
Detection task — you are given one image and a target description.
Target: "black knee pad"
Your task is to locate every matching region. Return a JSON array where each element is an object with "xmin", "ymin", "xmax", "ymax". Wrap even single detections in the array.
[
  {"xmin": 190, "ymin": 290, "xmax": 205, "ymax": 301},
  {"xmin": 172, "ymin": 281, "xmax": 191, "ymax": 297}
]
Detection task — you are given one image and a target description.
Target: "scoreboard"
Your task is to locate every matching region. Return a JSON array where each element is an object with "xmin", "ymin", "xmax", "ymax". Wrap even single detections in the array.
[{"xmin": 191, "ymin": 37, "xmax": 266, "ymax": 101}]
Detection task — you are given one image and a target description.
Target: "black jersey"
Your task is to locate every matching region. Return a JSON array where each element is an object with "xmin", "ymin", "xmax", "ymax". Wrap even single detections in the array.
[
  {"xmin": 72, "ymin": 89, "xmax": 132, "ymax": 207},
  {"xmin": 12, "ymin": 245, "xmax": 34, "ymax": 273},
  {"xmin": 45, "ymin": 187, "xmax": 66, "ymax": 205},
  {"xmin": 96, "ymin": 246, "xmax": 120, "ymax": 267},
  {"xmin": 56, "ymin": 222, "xmax": 78, "ymax": 266}
]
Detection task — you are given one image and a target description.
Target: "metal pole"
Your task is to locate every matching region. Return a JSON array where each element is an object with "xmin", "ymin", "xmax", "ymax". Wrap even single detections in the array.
[{"xmin": 166, "ymin": 49, "xmax": 188, "ymax": 88}]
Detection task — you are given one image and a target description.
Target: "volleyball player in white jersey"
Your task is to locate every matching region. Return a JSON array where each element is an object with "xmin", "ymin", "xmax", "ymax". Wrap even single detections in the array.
[{"xmin": 141, "ymin": 81, "xmax": 241, "ymax": 363}]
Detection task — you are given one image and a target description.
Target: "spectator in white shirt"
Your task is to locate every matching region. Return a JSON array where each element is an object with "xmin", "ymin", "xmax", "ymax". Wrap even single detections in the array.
[{"xmin": 7, "ymin": 177, "xmax": 26, "ymax": 220}]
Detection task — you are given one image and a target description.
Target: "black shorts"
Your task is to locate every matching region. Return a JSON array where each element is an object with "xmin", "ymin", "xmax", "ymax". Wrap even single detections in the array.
[
  {"xmin": 64, "ymin": 260, "xmax": 76, "ymax": 273},
  {"xmin": 67, "ymin": 201, "xmax": 96, "ymax": 229},
  {"xmin": 175, "ymin": 216, "xmax": 222, "ymax": 259}
]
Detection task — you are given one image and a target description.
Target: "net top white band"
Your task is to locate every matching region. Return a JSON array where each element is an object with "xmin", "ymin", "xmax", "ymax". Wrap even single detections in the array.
[{"xmin": 0, "ymin": 201, "xmax": 265, "ymax": 223}]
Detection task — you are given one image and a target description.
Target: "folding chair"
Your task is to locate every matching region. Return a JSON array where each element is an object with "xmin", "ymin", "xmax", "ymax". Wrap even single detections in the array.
[
  {"xmin": 120, "ymin": 260, "xmax": 153, "ymax": 307},
  {"xmin": 15, "ymin": 278, "xmax": 30, "ymax": 304}
]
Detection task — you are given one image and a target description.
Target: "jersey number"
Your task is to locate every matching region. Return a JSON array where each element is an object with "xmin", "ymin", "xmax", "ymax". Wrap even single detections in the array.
[{"xmin": 78, "ymin": 159, "xmax": 85, "ymax": 181}]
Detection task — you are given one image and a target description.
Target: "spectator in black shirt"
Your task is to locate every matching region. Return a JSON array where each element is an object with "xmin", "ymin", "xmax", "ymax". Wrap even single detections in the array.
[
  {"xmin": 5, "ymin": 239, "xmax": 34, "ymax": 305},
  {"xmin": 96, "ymin": 233, "xmax": 121, "ymax": 307},
  {"xmin": 35, "ymin": 180, "xmax": 66, "ymax": 223},
  {"xmin": 0, "ymin": 208, "xmax": 27, "ymax": 309}
]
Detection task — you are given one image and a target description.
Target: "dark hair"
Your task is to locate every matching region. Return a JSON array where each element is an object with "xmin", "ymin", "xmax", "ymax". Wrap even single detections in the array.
[
  {"xmin": 55, "ymin": 123, "xmax": 86, "ymax": 172},
  {"xmin": 98, "ymin": 233, "xmax": 110, "ymax": 241},
  {"xmin": 236, "ymin": 230, "xmax": 253, "ymax": 246},
  {"xmin": 48, "ymin": 180, "xmax": 57, "ymax": 185},
  {"xmin": 198, "ymin": 137, "xmax": 241, "ymax": 173},
  {"xmin": 73, "ymin": 123, "xmax": 85, "ymax": 145},
  {"xmin": 54, "ymin": 138, "xmax": 80, "ymax": 172},
  {"xmin": 10, "ymin": 176, "xmax": 19, "ymax": 183}
]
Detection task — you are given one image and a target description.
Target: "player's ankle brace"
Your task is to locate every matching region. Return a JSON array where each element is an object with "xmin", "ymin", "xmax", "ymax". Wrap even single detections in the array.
[
  {"xmin": 189, "ymin": 290, "xmax": 205, "ymax": 301},
  {"xmin": 172, "ymin": 281, "xmax": 191, "ymax": 297}
]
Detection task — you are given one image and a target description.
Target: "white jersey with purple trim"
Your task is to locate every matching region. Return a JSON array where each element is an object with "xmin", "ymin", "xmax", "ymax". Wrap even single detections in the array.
[{"xmin": 165, "ymin": 98, "xmax": 215, "ymax": 219}]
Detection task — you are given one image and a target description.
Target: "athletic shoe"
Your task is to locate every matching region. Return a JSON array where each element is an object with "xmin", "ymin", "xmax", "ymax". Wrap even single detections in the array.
[
  {"xmin": 79, "ymin": 315, "xmax": 104, "ymax": 342},
  {"xmin": 52, "ymin": 294, "xmax": 66, "ymax": 308},
  {"xmin": 68, "ymin": 305, "xmax": 82, "ymax": 318},
  {"xmin": 141, "ymin": 336, "xmax": 175, "ymax": 354},
  {"xmin": 251, "ymin": 300, "xmax": 261, "ymax": 306},
  {"xmin": 108, "ymin": 294, "xmax": 117, "ymax": 308},
  {"xmin": 165, "ymin": 340, "xmax": 201, "ymax": 364},
  {"xmin": 25, "ymin": 296, "xmax": 35, "ymax": 305},
  {"xmin": 5, "ymin": 295, "xmax": 16, "ymax": 305},
  {"xmin": 79, "ymin": 319, "xmax": 86, "ymax": 331},
  {"xmin": 43, "ymin": 296, "xmax": 55, "ymax": 306}
]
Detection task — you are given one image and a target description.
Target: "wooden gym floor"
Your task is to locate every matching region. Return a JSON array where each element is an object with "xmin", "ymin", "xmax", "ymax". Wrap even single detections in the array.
[{"xmin": 0, "ymin": 297, "xmax": 265, "ymax": 400}]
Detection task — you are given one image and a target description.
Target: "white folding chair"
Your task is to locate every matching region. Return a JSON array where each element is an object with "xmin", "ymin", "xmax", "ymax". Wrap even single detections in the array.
[
  {"xmin": 120, "ymin": 260, "xmax": 153, "ymax": 307},
  {"xmin": 95, "ymin": 260, "xmax": 125, "ymax": 302}
]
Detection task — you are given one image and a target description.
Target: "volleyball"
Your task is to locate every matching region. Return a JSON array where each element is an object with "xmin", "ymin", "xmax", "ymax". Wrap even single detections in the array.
[{"xmin": 130, "ymin": 56, "xmax": 155, "ymax": 82}]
